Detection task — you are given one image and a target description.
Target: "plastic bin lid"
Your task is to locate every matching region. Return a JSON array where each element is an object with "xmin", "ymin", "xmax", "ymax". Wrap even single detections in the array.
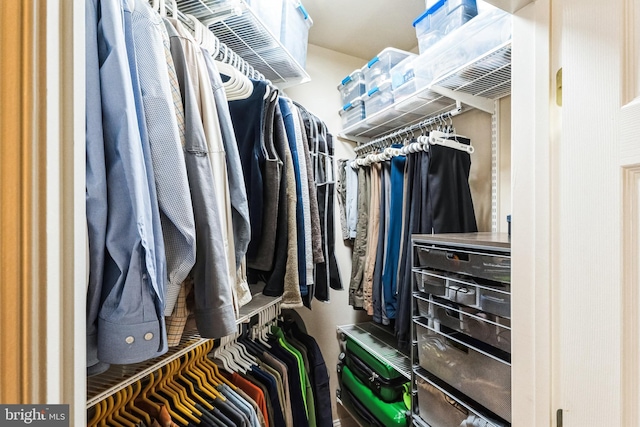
[
  {"xmin": 337, "ymin": 69, "xmax": 364, "ymax": 88},
  {"xmin": 341, "ymin": 97, "xmax": 364, "ymax": 111},
  {"xmin": 413, "ymin": 0, "xmax": 447, "ymax": 27},
  {"xmin": 366, "ymin": 47, "xmax": 414, "ymax": 69},
  {"xmin": 366, "ymin": 80, "xmax": 392, "ymax": 97}
]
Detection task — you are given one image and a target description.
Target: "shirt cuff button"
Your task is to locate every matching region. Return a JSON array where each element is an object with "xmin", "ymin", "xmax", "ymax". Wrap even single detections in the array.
[
  {"xmin": 125, "ymin": 336, "xmax": 135, "ymax": 344},
  {"xmin": 144, "ymin": 332, "xmax": 154, "ymax": 341}
]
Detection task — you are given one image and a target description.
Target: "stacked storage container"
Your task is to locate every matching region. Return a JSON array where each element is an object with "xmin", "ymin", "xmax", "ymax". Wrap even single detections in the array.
[
  {"xmin": 338, "ymin": 69, "xmax": 366, "ymax": 128},
  {"xmin": 413, "ymin": 0, "xmax": 479, "ymax": 54},
  {"xmin": 363, "ymin": 48, "xmax": 415, "ymax": 118},
  {"xmin": 412, "ymin": 0, "xmax": 511, "ymax": 86}
]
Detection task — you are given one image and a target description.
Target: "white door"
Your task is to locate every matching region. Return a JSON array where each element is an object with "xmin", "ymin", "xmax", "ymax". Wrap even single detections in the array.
[
  {"xmin": 511, "ymin": 0, "xmax": 640, "ymax": 425},
  {"xmin": 553, "ymin": 0, "xmax": 640, "ymax": 425}
]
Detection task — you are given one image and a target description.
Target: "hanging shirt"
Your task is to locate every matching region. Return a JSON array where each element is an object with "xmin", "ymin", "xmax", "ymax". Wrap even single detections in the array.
[
  {"xmin": 228, "ymin": 80, "xmax": 268, "ymax": 259},
  {"xmin": 201, "ymin": 50, "xmax": 251, "ymax": 271},
  {"xmin": 164, "ymin": 18, "xmax": 236, "ymax": 339},
  {"xmin": 290, "ymin": 103, "xmax": 314, "ymax": 295},
  {"xmin": 86, "ymin": 0, "xmax": 109, "ymax": 375},
  {"xmin": 247, "ymin": 92, "xmax": 282, "ymax": 272},
  {"xmin": 129, "ymin": 0, "xmax": 196, "ymax": 317},
  {"xmin": 91, "ymin": 0, "xmax": 168, "ymax": 365},
  {"xmin": 279, "ymin": 98, "xmax": 308, "ymax": 297},
  {"xmin": 167, "ymin": 17, "xmax": 247, "ymax": 310}
]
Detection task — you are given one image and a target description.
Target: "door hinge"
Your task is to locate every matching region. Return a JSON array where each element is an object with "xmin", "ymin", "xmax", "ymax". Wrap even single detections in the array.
[
  {"xmin": 557, "ymin": 408, "xmax": 563, "ymax": 427},
  {"xmin": 556, "ymin": 68, "xmax": 563, "ymax": 106}
]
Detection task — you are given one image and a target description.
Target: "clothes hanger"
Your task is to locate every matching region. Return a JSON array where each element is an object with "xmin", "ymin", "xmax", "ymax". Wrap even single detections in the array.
[
  {"xmin": 164, "ymin": 359, "xmax": 203, "ymax": 421},
  {"xmin": 152, "ymin": 364, "xmax": 195, "ymax": 425},
  {"xmin": 175, "ymin": 353, "xmax": 215, "ymax": 410},
  {"xmin": 100, "ymin": 393, "xmax": 122, "ymax": 427},
  {"xmin": 120, "ymin": 383, "xmax": 146, "ymax": 427},
  {"xmin": 219, "ymin": 334, "xmax": 247, "ymax": 373},
  {"xmin": 128, "ymin": 380, "xmax": 152, "ymax": 427},
  {"xmin": 115, "ymin": 385, "xmax": 140, "ymax": 427},
  {"xmin": 183, "ymin": 346, "xmax": 224, "ymax": 400},
  {"xmin": 202, "ymin": 340, "xmax": 239, "ymax": 388},
  {"xmin": 87, "ymin": 398, "xmax": 105, "ymax": 427},
  {"xmin": 111, "ymin": 389, "xmax": 136, "ymax": 427},
  {"xmin": 427, "ymin": 129, "xmax": 474, "ymax": 154}
]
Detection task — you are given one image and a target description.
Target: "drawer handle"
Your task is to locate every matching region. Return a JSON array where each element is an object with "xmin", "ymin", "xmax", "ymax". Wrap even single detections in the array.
[{"xmin": 445, "ymin": 251, "xmax": 470, "ymax": 262}]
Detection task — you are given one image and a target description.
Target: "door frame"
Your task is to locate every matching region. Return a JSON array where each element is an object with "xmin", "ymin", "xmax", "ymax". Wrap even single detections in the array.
[{"xmin": 511, "ymin": 0, "xmax": 556, "ymax": 426}]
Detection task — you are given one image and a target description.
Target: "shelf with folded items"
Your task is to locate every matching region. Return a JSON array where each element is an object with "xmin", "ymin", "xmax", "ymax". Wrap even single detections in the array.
[
  {"xmin": 176, "ymin": 0, "xmax": 311, "ymax": 88},
  {"xmin": 339, "ymin": 41, "xmax": 512, "ymax": 141},
  {"xmin": 337, "ymin": 322, "xmax": 412, "ymax": 380},
  {"xmin": 86, "ymin": 292, "xmax": 282, "ymax": 409}
]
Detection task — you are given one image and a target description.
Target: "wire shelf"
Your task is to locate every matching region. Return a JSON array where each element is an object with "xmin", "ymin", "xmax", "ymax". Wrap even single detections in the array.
[
  {"xmin": 340, "ymin": 42, "xmax": 512, "ymax": 141},
  {"xmin": 176, "ymin": 0, "xmax": 310, "ymax": 87},
  {"xmin": 434, "ymin": 42, "xmax": 512, "ymax": 100},
  {"xmin": 337, "ymin": 322, "xmax": 412, "ymax": 380},
  {"xmin": 86, "ymin": 292, "xmax": 282, "ymax": 408}
]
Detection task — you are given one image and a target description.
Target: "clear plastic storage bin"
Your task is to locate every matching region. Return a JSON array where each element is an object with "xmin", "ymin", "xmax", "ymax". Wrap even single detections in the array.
[
  {"xmin": 339, "ymin": 98, "xmax": 366, "ymax": 129},
  {"xmin": 338, "ymin": 69, "xmax": 366, "ymax": 107},
  {"xmin": 413, "ymin": 0, "xmax": 478, "ymax": 54},
  {"xmin": 414, "ymin": 6, "xmax": 511, "ymax": 84},
  {"xmin": 390, "ymin": 56, "xmax": 433, "ymax": 104},
  {"xmin": 246, "ymin": 0, "xmax": 284, "ymax": 39},
  {"xmin": 364, "ymin": 81, "xmax": 394, "ymax": 117},
  {"xmin": 280, "ymin": 0, "xmax": 313, "ymax": 68},
  {"xmin": 364, "ymin": 48, "xmax": 415, "ymax": 93}
]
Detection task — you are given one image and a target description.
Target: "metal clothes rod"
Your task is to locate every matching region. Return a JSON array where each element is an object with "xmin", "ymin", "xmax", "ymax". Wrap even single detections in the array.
[{"xmin": 353, "ymin": 101, "xmax": 463, "ymax": 155}]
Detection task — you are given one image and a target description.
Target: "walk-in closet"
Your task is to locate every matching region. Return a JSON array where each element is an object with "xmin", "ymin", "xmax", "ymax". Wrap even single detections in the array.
[{"xmin": 2, "ymin": 0, "xmax": 640, "ymax": 426}]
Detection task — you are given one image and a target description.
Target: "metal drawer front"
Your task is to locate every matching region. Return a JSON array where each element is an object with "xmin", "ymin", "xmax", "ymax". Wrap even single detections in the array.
[
  {"xmin": 414, "ymin": 270, "xmax": 511, "ymax": 318},
  {"xmin": 416, "ymin": 295, "xmax": 511, "ymax": 354},
  {"xmin": 416, "ymin": 373, "xmax": 508, "ymax": 427},
  {"xmin": 415, "ymin": 245, "xmax": 510, "ymax": 284},
  {"xmin": 416, "ymin": 321, "xmax": 511, "ymax": 422}
]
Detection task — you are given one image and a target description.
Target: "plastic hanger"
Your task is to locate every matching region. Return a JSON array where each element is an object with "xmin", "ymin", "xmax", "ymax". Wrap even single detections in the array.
[
  {"xmin": 117, "ymin": 384, "xmax": 143, "ymax": 427},
  {"xmin": 164, "ymin": 359, "xmax": 203, "ymax": 420},
  {"xmin": 202, "ymin": 340, "xmax": 237, "ymax": 388},
  {"xmin": 100, "ymin": 395, "xmax": 121, "ymax": 427},
  {"xmin": 184, "ymin": 346, "xmax": 223, "ymax": 400},
  {"xmin": 175, "ymin": 353, "xmax": 215, "ymax": 410},
  {"xmin": 112, "ymin": 389, "xmax": 136, "ymax": 427},
  {"xmin": 151, "ymin": 365, "xmax": 195, "ymax": 425},
  {"xmin": 217, "ymin": 335, "xmax": 246, "ymax": 373},
  {"xmin": 128, "ymin": 381, "xmax": 152, "ymax": 427},
  {"xmin": 87, "ymin": 398, "xmax": 104, "ymax": 427},
  {"xmin": 423, "ymin": 130, "xmax": 474, "ymax": 154}
]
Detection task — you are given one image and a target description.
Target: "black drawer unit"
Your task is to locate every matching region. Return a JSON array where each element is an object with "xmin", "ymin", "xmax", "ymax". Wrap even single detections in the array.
[{"xmin": 411, "ymin": 232, "xmax": 511, "ymax": 427}]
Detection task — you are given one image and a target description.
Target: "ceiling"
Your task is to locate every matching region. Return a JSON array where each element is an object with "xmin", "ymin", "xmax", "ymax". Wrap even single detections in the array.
[{"xmin": 301, "ymin": 0, "xmax": 426, "ymax": 60}]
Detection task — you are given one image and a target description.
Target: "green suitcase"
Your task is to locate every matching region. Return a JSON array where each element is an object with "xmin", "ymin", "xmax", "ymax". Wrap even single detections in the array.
[
  {"xmin": 345, "ymin": 338, "xmax": 409, "ymax": 402},
  {"xmin": 341, "ymin": 364, "xmax": 409, "ymax": 427}
]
